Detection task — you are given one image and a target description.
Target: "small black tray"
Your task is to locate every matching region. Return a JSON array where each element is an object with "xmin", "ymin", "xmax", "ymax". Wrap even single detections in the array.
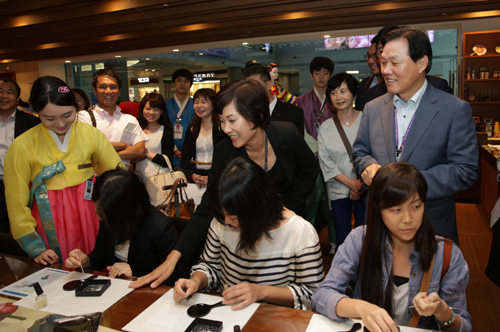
[
  {"xmin": 184, "ymin": 318, "xmax": 223, "ymax": 332},
  {"xmin": 75, "ymin": 279, "xmax": 111, "ymax": 297}
]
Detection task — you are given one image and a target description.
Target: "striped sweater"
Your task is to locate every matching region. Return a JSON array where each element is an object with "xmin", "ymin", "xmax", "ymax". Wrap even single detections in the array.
[{"xmin": 191, "ymin": 213, "xmax": 324, "ymax": 310}]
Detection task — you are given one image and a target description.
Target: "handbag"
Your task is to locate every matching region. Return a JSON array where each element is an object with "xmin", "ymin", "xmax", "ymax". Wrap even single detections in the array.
[
  {"xmin": 144, "ymin": 155, "xmax": 187, "ymax": 207},
  {"xmin": 159, "ymin": 178, "xmax": 195, "ymax": 219}
]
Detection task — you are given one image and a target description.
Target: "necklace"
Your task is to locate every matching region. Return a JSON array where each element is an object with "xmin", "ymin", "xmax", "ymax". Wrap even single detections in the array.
[{"xmin": 338, "ymin": 112, "xmax": 355, "ymax": 125}]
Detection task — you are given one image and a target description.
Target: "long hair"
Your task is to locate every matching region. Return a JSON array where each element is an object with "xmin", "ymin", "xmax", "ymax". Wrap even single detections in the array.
[
  {"xmin": 72, "ymin": 88, "xmax": 91, "ymax": 111},
  {"xmin": 359, "ymin": 162, "xmax": 437, "ymax": 316},
  {"xmin": 189, "ymin": 88, "xmax": 218, "ymax": 134},
  {"xmin": 137, "ymin": 93, "xmax": 172, "ymax": 130},
  {"xmin": 29, "ymin": 76, "xmax": 78, "ymax": 113},
  {"xmin": 207, "ymin": 157, "xmax": 284, "ymax": 253},
  {"xmin": 92, "ymin": 168, "xmax": 153, "ymax": 244}
]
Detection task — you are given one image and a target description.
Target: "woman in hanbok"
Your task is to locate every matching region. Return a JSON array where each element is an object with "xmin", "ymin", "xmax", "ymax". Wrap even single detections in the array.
[{"xmin": 4, "ymin": 76, "xmax": 123, "ymax": 265}]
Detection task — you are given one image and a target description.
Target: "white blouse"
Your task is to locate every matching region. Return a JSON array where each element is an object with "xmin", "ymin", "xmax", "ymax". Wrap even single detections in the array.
[{"xmin": 135, "ymin": 125, "xmax": 170, "ymax": 181}]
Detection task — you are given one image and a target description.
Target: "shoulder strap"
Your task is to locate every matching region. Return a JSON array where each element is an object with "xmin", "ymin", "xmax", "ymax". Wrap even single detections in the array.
[
  {"xmin": 85, "ymin": 109, "xmax": 96, "ymax": 127},
  {"xmin": 408, "ymin": 254, "xmax": 435, "ymax": 327},
  {"xmin": 440, "ymin": 239, "xmax": 453, "ymax": 282},
  {"xmin": 332, "ymin": 114, "xmax": 354, "ymax": 164}
]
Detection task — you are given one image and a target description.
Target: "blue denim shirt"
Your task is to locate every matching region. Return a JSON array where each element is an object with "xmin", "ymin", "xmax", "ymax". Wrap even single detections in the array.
[{"xmin": 312, "ymin": 226, "xmax": 471, "ymax": 331}]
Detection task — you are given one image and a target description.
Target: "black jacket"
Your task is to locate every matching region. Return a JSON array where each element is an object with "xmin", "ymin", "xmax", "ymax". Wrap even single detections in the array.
[
  {"xmin": 271, "ymin": 101, "xmax": 305, "ymax": 137},
  {"xmin": 149, "ymin": 123, "xmax": 175, "ymax": 168},
  {"xmin": 14, "ymin": 109, "xmax": 41, "ymax": 138},
  {"xmin": 174, "ymin": 122, "xmax": 319, "ymax": 261}
]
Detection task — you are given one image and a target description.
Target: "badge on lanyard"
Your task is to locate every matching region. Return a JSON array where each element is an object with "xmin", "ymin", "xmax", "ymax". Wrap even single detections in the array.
[
  {"xmin": 314, "ymin": 121, "xmax": 320, "ymax": 133},
  {"xmin": 84, "ymin": 180, "xmax": 94, "ymax": 201},
  {"xmin": 174, "ymin": 124, "xmax": 183, "ymax": 139}
]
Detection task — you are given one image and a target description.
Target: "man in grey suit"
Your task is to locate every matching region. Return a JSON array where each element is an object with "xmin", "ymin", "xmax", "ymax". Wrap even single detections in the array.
[{"xmin": 353, "ymin": 27, "xmax": 479, "ymax": 244}]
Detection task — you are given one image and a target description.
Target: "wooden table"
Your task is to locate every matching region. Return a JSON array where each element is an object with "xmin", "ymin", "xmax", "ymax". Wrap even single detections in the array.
[{"xmin": 0, "ymin": 253, "xmax": 314, "ymax": 332}]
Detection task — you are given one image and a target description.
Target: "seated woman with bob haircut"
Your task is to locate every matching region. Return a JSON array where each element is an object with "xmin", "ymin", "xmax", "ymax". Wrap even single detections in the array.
[
  {"xmin": 174, "ymin": 157, "xmax": 324, "ymax": 311},
  {"xmin": 65, "ymin": 168, "xmax": 187, "ymax": 284}
]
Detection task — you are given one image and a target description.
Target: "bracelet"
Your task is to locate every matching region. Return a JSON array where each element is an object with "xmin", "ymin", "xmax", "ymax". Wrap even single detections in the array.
[{"xmin": 435, "ymin": 307, "xmax": 455, "ymax": 330}]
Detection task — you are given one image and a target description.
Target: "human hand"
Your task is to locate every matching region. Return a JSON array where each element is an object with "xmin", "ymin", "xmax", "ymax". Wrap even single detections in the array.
[
  {"xmin": 173, "ymin": 278, "xmax": 199, "ymax": 302},
  {"xmin": 358, "ymin": 302, "xmax": 399, "ymax": 332},
  {"xmin": 65, "ymin": 249, "xmax": 89, "ymax": 269},
  {"xmin": 412, "ymin": 292, "xmax": 447, "ymax": 318},
  {"xmin": 175, "ymin": 150, "xmax": 182, "ymax": 160},
  {"xmin": 194, "ymin": 175, "xmax": 208, "ymax": 188},
  {"xmin": 129, "ymin": 250, "xmax": 181, "ymax": 289},
  {"xmin": 361, "ymin": 164, "xmax": 381, "ymax": 186},
  {"xmin": 107, "ymin": 263, "xmax": 133, "ymax": 278},
  {"xmin": 33, "ymin": 249, "xmax": 59, "ymax": 266},
  {"xmin": 349, "ymin": 179, "xmax": 364, "ymax": 194},
  {"xmin": 350, "ymin": 191, "xmax": 361, "ymax": 201},
  {"xmin": 222, "ymin": 282, "xmax": 263, "ymax": 310}
]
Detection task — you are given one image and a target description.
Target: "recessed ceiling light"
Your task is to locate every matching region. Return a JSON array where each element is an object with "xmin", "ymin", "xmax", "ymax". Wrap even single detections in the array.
[
  {"xmin": 173, "ymin": 49, "xmax": 179, "ymax": 52},
  {"xmin": 65, "ymin": 60, "xmax": 71, "ymax": 63},
  {"xmin": 145, "ymin": 57, "xmax": 150, "ymax": 60},
  {"xmin": 145, "ymin": 69, "xmax": 149, "ymax": 71},
  {"xmin": 163, "ymin": 3, "xmax": 168, "ymax": 6},
  {"xmin": 243, "ymin": 42, "xmax": 248, "ymax": 45},
  {"xmin": 115, "ymin": 55, "xmax": 121, "ymax": 58},
  {"xmin": 324, "ymin": 35, "xmax": 331, "ymax": 38},
  {"xmin": 152, "ymin": 69, "xmax": 156, "ymax": 71},
  {"xmin": 198, "ymin": 53, "xmax": 203, "ymax": 55}
]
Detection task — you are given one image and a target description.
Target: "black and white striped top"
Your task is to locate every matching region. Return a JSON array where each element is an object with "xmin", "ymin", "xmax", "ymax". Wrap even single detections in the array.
[{"xmin": 191, "ymin": 213, "xmax": 325, "ymax": 310}]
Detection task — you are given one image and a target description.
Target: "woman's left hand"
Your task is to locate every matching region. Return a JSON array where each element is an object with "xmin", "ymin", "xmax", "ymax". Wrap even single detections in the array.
[
  {"xmin": 222, "ymin": 282, "xmax": 263, "ymax": 310},
  {"xmin": 107, "ymin": 263, "xmax": 133, "ymax": 278},
  {"xmin": 33, "ymin": 249, "xmax": 59, "ymax": 265},
  {"xmin": 195, "ymin": 175, "xmax": 208, "ymax": 188},
  {"xmin": 413, "ymin": 292, "xmax": 446, "ymax": 317}
]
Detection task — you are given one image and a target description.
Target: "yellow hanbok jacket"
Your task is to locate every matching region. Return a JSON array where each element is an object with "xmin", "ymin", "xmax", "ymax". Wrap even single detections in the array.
[{"xmin": 4, "ymin": 121, "xmax": 124, "ymax": 241}]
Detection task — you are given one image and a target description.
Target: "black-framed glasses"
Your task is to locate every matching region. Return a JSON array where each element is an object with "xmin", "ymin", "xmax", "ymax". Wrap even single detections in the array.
[{"xmin": 364, "ymin": 53, "xmax": 378, "ymax": 60}]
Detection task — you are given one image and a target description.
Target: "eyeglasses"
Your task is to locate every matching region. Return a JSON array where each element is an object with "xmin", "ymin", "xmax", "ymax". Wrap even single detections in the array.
[{"xmin": 364, "ymin": 53, "xmax": 378, "ymax": 60}]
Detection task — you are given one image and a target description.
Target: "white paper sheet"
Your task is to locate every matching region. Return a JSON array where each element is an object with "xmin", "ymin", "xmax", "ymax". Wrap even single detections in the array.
[
  {"xmin": 123, "ymin": 289, "xmax": 259, "ymax": 332},
  {"xmin": 186, "ymin": 183, "xmax": 206, "ymax": 206},
  {"xmin": 15, "ymin": 271, "xmax": 133, "ymax": 316},
  {"xmin": 0, "ymin": 267, "xmax": 70, "ymax": 298},
  {"xmin": 305, "ymin": 314, "xmax": 436, "ymax": 332}
]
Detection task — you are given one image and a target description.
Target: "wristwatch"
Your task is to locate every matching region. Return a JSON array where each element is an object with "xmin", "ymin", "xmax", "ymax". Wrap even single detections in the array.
[{"xmin": 436, "ymin": 307, "xmax": 455, "ymax": 330}]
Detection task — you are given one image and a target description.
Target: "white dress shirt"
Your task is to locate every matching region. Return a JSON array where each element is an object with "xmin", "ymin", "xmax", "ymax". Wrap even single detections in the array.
[{"xmin": 0, "ymin": 110, "xmax": 16, "ymax": 179}]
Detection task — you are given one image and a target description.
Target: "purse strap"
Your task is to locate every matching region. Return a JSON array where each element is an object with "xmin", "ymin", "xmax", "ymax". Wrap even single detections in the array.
[
  {"xmin": 158, "ymin": 178, "xmax": 181, "ymax": 208},
  {"xmin": 332, "ymin": 114, "xmax": 355, "ymax": 165},
  {"xmin": 155, "ymin": 154, "xmax": 175, "ymax": 178},
  {"xmin": 408, "ymin": 254, "xmax": 435, "ymax": 327}
]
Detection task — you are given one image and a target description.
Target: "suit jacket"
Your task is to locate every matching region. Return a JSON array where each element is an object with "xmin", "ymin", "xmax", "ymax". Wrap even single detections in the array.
[
  {"xmin": 271, "ymin": 101, "xmax": 305, "ymax": 137},
  {"xmin": 174, "ymin": 122, "xmax": 319, "ymax": 261},
  {"xmin": 88, "ymin": 208, "xmax": 188, "ymax": 284},
  {"xmin": 356, "ymin": 76, "xmax": 453, "ymax": 112},
  {"xmin": 181, "ymin": 124, "xmax": 226, "ymax": 180},
  {"xmin": 352, "ymin": 83, "xmax": 479, "ymax": 243},
  {"xmin": 150, "ymin": 123, "xmax": 175, "ymax": 168},
  {"xmin": 14, "ymin": 109, "xmax": 41, "ymax": 138},
  {"xmin": 354, "ymin": 75, "xmax": 375, "ymax": 111}
]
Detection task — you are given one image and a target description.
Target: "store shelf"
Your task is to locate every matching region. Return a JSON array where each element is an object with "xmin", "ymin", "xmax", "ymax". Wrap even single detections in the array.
[
  {"xmin": 464, "ymin": 78, "xmax": 500, "ymax": 82},
  {"xmin": 464, "ymin": 54, "xmax": 500, "ymax": 59}
]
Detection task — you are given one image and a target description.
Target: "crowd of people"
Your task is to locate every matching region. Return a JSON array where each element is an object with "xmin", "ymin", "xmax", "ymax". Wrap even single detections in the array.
[{"xmin": 2, "ymin": 25, "xmax": 494, "ymax": 332}]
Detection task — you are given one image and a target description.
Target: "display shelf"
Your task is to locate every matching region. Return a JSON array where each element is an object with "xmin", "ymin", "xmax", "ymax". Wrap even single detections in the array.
[
  {"xmin": 464, "ymin": 54, "xmax": 500, "ymax": 59},
  {"xmin": 464, "ymin": 78, "xmax": 500, "ymax": 82}
]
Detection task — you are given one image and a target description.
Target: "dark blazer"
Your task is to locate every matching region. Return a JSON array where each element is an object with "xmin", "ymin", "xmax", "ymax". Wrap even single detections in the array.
[
  {"xmin": 0, "ymin": 110, "xmax": 40, "ymax": 233},
  {"xmin": 14, "ymin": 109, "xmax": 41, "ymax": 138},
  {"xmin": 356, "ymin": 75, "xmax": 453, "ymax": 112},
  {"xmin": 88, "ymin": 208, "xmax": 188, "ymax": 284},
  {"xmin": 149, "ymin": 123, "xmax": 175, "ymax": 168},
  {"xmin": 271, "ymin": 101, "xmax": 305, "ymax": 137},
  {"xmin": 353, "ymin": 83, "xmax": 479, "ymax": 243},
  {"xmin": 174, "ymin": 122, "xmax": 320, "ymax": 262},
  {"xmin": 354, "ymin": 75, "xmax": 375, "ymax": 111},
  {"xmin": 181, "ymin": 124, "xmax": 226, "ymax": 180}
]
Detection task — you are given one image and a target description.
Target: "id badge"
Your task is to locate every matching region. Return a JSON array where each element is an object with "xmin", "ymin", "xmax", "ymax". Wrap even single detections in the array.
[
  {"xmin": 84, "ymin": 180, "xmax": 94, "ymax": 201},
  {"xmin": 314, "ymin": 121, "xmax": 320, "ymax": 133},
  {"xmin": 124, "ymin": 122, "xmax": 136, "ymax": 133},
  {"xmin": 174, "ymin": 124, "xmax": 183, "ymax": 139}
]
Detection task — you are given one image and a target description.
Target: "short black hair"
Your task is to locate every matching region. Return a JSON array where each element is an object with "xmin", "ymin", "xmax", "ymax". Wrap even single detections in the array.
[
  {"xmin": 382, "ymin": 27, "xmax": 433, "ymax": 74},
  {"xmin": 326, "ymin": 72, "xmax": 359, "ymax": 105},
  {"xmin": 92, "ymin": 168, "xmax": 153, "ymax": 244},
  {"xmin": 372, "ymin": 25, "xmax": 403, "ymax": 45},
  {"xmin": 29, "ymin": 76, "xmax": 78, "ymax": 113},
  {"xmin": 208, "ymin": 156, "xmax": 284, "ymax": 252},
  {"xmin": 242, "ymin": 65, "xmax": 271, "ymax": 83},
  {"xmin": 92, "ymin": 68, "xmax": 122, "ymax": 90},
  {"xmin": 245, "ymin": 60, "xmax": 261, "ymax": 69},
  {"xmin": 137, "ymin": 92, "xmax": 172, "ymax": 130},
  {"xmin": 214, "ymin": 79, "xmax": 270, "ymax": 130},
  {"xmin": 71, "ymin": 88, "xmax": 91, "ymax": 111},
  {"xmin": 309, "ymin": 56, "xmax": 334, "ymax": 74},
  {"xmin": 172, "ymin": 68, "xmax": 194, "ymax": 86},
  {"xmin": 0, "ymin": 77, "xmax": 20, "ymax": 97}
]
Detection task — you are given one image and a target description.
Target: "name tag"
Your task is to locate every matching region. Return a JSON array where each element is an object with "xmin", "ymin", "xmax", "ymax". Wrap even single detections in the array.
[
  {"xmin": 174, "ymin": 124, "xmax": 183, "ymax": 139},
  {"xmin": 124, "ymin": 122, "xmax": 136, "ymax": 133}
]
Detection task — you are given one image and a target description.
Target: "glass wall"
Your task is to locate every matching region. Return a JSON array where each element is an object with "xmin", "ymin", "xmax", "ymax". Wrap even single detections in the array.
[{"xmin": 68, "ymin": 29, "xmax": 458, "ymax": 103}]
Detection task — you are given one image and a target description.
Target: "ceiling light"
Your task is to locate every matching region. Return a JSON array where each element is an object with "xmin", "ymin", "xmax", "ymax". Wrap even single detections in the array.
[
  {"xmin": 163, "ymin": 4, "xmax": 168, "ymax": 6},
  {"xmin": 145, "ymin": 57, "xmax": 150, "ymax": 60},
  {"xmin": 152, "ymin": 69, "xmax": 156, "ymax": 71},
  {"xmin": 65, "ymin": 60, "xmax": 71, "ymax": 63},
  {"xmin": 145, "ymin": 69, "xmax": 149, "ymax": 71},
  {"xmin": 173, "ymin": 49, "xmax": 179, "ymax": 52},
  {"xmin": 115, "ymin": 55, "xmax": 122, "ymax": 58},
  {"xmin": 324, "ymin": 35, "xmax": 331, "ymax": 38},
  {"xmin": 243, "ymin": 42, "xmax": 248, "ymax": 45},
  {"xmin": 198, "ymin": 53, "xmax": 203, "ymax": 55}
]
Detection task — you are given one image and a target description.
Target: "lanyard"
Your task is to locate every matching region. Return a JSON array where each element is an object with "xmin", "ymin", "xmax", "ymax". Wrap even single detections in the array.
[
  {"xmin": 173, "ymin": 99, "xmax": 187, "ymax": 124},
  {"xmin": 394, "ymin": 105, "xmax": 417, "ymax": 158},
  {"xmin": 311, "ymin": 91, "xmax": 326, "ymax": 123},
  {"xmin": 264, "ymin": 133, "xmax": 269, "ymax": 173}
]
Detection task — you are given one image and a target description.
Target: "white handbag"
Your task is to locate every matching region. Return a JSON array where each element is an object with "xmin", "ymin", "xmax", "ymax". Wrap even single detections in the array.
[{"xmin": 144, "ymin": 155, "xmax": 187, "ymax": 207}]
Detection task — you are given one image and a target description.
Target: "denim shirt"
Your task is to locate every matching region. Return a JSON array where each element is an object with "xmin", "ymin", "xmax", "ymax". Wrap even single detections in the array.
[{"xmin": 312, "ymin": 226, "xmax": 471, "ymax": 332}]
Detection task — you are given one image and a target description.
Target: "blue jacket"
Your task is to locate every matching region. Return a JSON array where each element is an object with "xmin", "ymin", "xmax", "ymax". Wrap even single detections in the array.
[{"xmin": 312, "ymin": 226, "xmax": 471, "ymax": 331}]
